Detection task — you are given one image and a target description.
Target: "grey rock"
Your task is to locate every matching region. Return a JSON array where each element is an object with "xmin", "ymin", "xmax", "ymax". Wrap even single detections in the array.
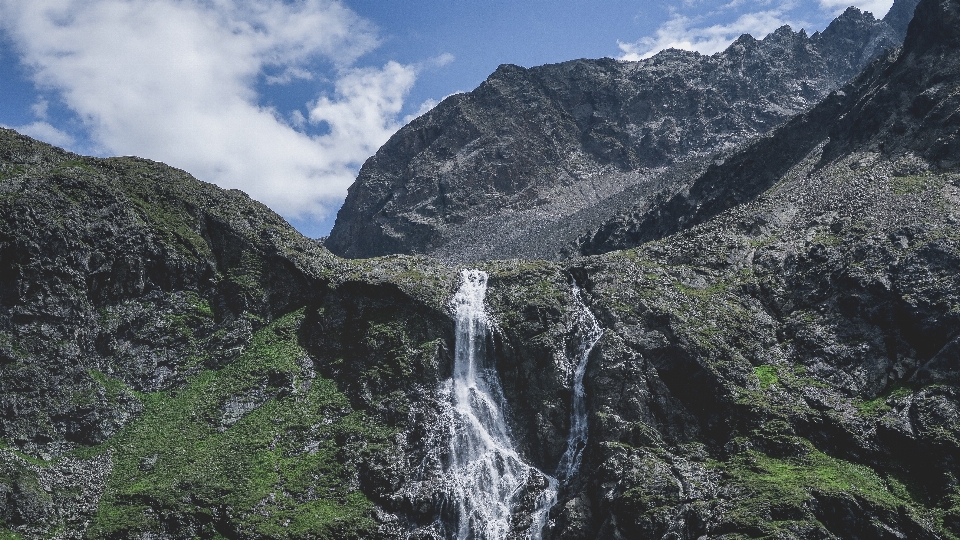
[{"xmin": 327, "ymin": 4, "xmax": 907, "ymax": 263}]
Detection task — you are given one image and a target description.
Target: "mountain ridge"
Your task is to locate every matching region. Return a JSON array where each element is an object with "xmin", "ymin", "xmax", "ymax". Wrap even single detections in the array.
[
  {"xmin": 578, "ymin": 0, "xmax": 957, "ymax": 255},
  {"xmin": 326, "ymin": 2, "xmax": 915, "ymax": 263}
]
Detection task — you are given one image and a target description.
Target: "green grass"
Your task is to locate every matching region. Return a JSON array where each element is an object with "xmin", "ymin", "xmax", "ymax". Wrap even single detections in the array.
[
  {"xmin": 87, "ymin": 369, "xmax": 129, "ymax": 406},
  {"xmin": 813, "ymin": 230, "xmax": 843, "ymax": 247},
  {"xmin": 89, "ymin": 310, "xmax": 387, "ymax": 539},
  {"xmin": 128, "ymin": 192, "xmax": 210, "ymax": 258},
  {"xmin": 56, "ymin": 159, "xmax": 96, "ymax": 174},
  {"xmin": 855, "ymin": 384, "xmax": 916, "ymax": 416},
  {"xmin": 675, "ymin": 280, "xmax": 729, "ymax": 301},
  {"xmin": 194, "ymin": 298, "xmax": 214, "ymax": 319},
  {"xmin": 161, "ymin": 293, "xmax": 216, "ymax": 348},
  {"xmin": 669, "ymin": 277, "xmax": 754, "ymax": 355},
  {"xmin": 891, "ymin": 174, "xmax": 942, "ymax": 195},
  {"xmin": 0, "ymin": 440, "xmax": 51, "ymax": 469},
  {"xmin": 716, "ymin": 446, "xmax": 921, "ymax": 534},
  {"xmin": 755, "ymin": 365, "xmax": 779, "ymax": 389},
  {"xmin": 0, "ymin": 527, "xmax": 23, "ymax": 540},
  {"xmin": 0, "ymin": 165, "xmax": 26, "ymax": 182}
]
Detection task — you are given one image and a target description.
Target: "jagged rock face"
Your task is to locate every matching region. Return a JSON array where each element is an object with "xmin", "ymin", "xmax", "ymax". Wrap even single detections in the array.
[
  {"xmin": 550, "ymin": 0, "xmax": 960, "ymax": 536},
  {"xmin": 577, "ymin": 0, "xmax": 958, "ymax": 256},
  {"xmin": 0, "ymin": 128, "xmax": 587, "ymax": 538},
  {"xmin": 884, "ymin": 0, "xmax": 923, "ymax": 40},
  {"xmin": 0, "ymin": 130, "xmax": 368, "ymax": 538},
  {"xmin": 565, "ymin": 152, "xmax": 960, "ymax": 539},
  {"xmin": 0, "ymin": 130, "xmax": 330, "ymax": 452},
  {"xmin": 326, "ymin": 5, "xmax": 907, "ymax": 263}
]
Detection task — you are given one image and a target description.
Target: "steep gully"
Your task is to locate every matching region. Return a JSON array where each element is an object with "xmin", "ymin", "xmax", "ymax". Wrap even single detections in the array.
[{"xmin": 437, "ymin": 270, "xmax": 602, "ymax": 539}]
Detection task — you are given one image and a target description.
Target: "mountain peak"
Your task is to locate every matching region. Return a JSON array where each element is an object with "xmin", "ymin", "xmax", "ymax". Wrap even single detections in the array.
[
  {"xmin": 885, "ymin": 0, "xmax": 924, "ymax": 39},
  {"xmin": 326, "ymin": 4, "xmax": 908, "ymax": 262},
  {"xmin": 904, "ymin": 0, "xmax": 960, "ymax": 53}
]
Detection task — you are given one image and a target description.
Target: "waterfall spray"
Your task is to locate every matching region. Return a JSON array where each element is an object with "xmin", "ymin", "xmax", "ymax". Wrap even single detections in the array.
[
  {"xmin": 438, "ymin": 270, "xmax": 602, "ymax": 540},
  {"xmin": 444, "ymin": 269, "xmax": 550, "ymax": 540}
]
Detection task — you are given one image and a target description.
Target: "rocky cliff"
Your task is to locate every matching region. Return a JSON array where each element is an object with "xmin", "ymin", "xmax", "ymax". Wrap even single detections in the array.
[
  {"xmin": 325, "ymin": 2, "xmax": 916, "ymax": 263},
  {"xmin": 577, "ymin": 0, "xmax": 955, "ymax": 255},
  {"xmin": 2, "ymin": 0, "xmax": 960, "ymax": 538}
]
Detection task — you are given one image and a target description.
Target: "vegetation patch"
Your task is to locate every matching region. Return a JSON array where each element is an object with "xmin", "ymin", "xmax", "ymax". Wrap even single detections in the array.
[
  {"xmin": 0, "ymin": 165, "xmax": 26, "ymax": 182},
  {"xmin": 88, "ymin": 369, "xmax": 129, "ymax": 406},
  {"xmin": 128, "ymin": 190, "xmax": 210, "ymax": 258},
  {"xmin": 855, "ymin": 383, "xmax": 916, "ymax": 416},
  {"xmin": 755, "ymin": 365, "xmax": 779, "ymax": 389},
  {"xmin": 484, "ymin": 265, "xmax": 568, "ymax": 329},
  {"xmin": 162, "ymin": 292, "xmax": 217, "ymax": 348},
  {"xmin": 0, "ymin": 526, "xmax": 23, "ymax": 540},
  {"xmin": 716, "ymin": 446, "xmax": 921, "ymax": 535},
  {"xmin": 813, "ymin": 229, "xmax": 843, "ymax": 247},
  {"xmin": 675, "ymin": 280, "xmax": 729, "ymax": 302},
  {"xmin": 88, "ymin": 310, "xmax": 388, "ymax": 539},
  {"xmin": 891, "ymin": 174, "xmax": 942, "ymax": 195},
  {"xmin": 56, "ymin": 160, "xmax": 97, "ymax": 174},
  {"xmin": 0, "ymin": 440, "xmax": 51, "ymax": 469}
]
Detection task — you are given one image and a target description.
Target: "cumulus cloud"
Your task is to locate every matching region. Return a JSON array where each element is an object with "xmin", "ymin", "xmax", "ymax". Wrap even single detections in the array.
[
  {"xmin": 403, "ymin": 98, "xmax": 439, "ymax": 124},
  {"xmin": 818, "ymin": 0, "xmax": 894, "ymax": 17},
  {"xmin": 309, "ymin": 61, "xmax": 417, "ymax": 181},
  {"xmin": 6, "ymin": 121, "xmax": 75, "ymax": 148},
  {"xmin": 619, "ymin": 9, "xmax": 802, "ymax": 60},
  {"xmin": 0, "ymin": 0, "xmax": 421, "ymax": 220}
]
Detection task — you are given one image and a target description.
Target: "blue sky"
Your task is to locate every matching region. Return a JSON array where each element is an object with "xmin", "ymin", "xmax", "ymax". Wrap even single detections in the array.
[{"xmin": 0, "ymin": 0, "xmax": 894, "ymax": 237}]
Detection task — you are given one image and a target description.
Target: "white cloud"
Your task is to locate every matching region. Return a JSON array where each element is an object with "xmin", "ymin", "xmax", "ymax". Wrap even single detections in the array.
[
  {"xmin": 0, "ymin": 0, "xmax": 418, "ymax": 220},
  {"xmin": 31, "ymin": 98, "xmax": 49, "ymax": 120},
  {"xmin": 619, "ymin": 9, "xmax": 803, "ymax": 60},
  {"xmin": 818, "ymin": 0, "xmax": 894, "ymax": 17},
  {"xmin": 6, "ymin": 121, "xmax": 75, "ymax": 148},
  {"xmin": 403, "ymin": 98, "xmax": 439, "ymax": 124},
  {"xmin": 309, "ymin": 60, "xmax": 417, "ymax": 175},
  {"xmin": 427, "ymin": 53, "xmax": 456, "ymax": 69},
  {"xmin": 264, "ymin": 67, "xmax": 315, "ymax": 86},
  {"xmin": 721, "ymin": 0, "xmax": 749, "ymax": 9}
]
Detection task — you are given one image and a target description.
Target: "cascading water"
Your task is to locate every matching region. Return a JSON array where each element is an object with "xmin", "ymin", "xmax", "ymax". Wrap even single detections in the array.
[
  {"xmin": 444, "ymin": 269, "xmax": 549, "ymax": 540},
  {"xmin": 528, "ymin": 280, "xmax": 603, "ymax": 537},
  {"xmin": 438, "ymin": 270, "xmax": 603, "ymax": 540},
  {"xmin": 555, "ymin": 281, "xmax": 603, "ymax": 483}
]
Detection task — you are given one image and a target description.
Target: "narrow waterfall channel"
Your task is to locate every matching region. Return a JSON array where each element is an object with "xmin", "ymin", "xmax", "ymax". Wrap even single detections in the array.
[
  {"xmin": 441, "ymin": 270, "xmax": 602, "ymax": 540},
  {"xmin": 528, "ymin": 280, "xmax": 604, "ymax": 536},
  {"xmin": 555, "ymin": 281, "xmax": 603, "ymax": 482}
]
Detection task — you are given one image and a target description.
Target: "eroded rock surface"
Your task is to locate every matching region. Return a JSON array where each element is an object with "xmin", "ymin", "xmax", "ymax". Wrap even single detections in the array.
[{"xmin": 326, "ymin": 3, "xmax": 914, "ymax": 263}]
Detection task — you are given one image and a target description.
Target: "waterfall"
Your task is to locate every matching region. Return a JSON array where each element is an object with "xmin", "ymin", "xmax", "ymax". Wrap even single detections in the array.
[
  {"xmin": 444, "ymin": 269, "xmax": 551, "ymax": 540},
  {"xmin": 555, "ymin": 281, "xmax": 603, "ymax": 483},
  {"xmin": 438, "ymin": 270, "xmax": 602, "ymax": 540},
  {"xmin": 529, "ymin": 280, "xmax": 603, "ymax": 538}
]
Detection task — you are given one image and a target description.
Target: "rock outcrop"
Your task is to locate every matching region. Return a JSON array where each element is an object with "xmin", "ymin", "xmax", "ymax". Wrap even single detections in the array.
[
  {"xmin": 326, "ymin": 3, "xmax": 912, "ymax": 263},
  {"xmin": 577, "ymin": 0, "xmax": 957, "ymax": 254}
]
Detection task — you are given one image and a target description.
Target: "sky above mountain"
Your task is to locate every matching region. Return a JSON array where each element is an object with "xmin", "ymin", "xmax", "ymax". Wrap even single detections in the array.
[{"xmin": 0, "ymin": 0, "xmax": 894, "ymax": 237}]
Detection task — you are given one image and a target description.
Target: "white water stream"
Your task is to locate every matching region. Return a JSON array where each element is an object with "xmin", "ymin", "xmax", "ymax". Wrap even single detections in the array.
[
  {"xmin": 439, "ymin": 270, "xmax": 602, "ymax": 540},
  {"xmin": 444, "ymin": 269, "xmax": 538, "ymax": 539},
  {"xmin": 555, "ymin": 281, "xmax": 603, "ymax": 483}
]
